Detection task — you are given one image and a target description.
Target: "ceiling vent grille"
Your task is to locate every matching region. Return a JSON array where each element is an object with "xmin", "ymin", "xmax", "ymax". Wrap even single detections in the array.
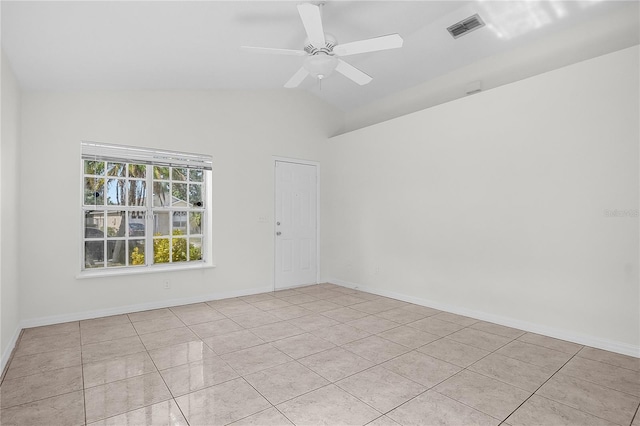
[{"xmin": 447, "ymin": 14, "xmax": 485, "ymax": 39}]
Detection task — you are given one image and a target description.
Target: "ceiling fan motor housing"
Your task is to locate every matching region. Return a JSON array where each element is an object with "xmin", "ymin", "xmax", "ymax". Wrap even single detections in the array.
[{"xmin": 304, "ymin": 33, "xmax": 337, "ymax": 55}]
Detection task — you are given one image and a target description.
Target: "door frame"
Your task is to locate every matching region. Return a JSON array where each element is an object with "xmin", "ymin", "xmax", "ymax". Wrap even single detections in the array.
[{"xmin": 272, "ymin": 156, "xmax": 321, "ymax": 290}]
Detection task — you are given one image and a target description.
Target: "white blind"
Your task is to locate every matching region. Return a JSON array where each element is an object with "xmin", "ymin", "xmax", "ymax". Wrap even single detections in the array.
[{"xmin": 81, "ymin": 141, "xmax": 213, "ymax": 170}]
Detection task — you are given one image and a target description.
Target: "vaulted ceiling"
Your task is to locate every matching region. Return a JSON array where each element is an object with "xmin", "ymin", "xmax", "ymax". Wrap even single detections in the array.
[{"xmin": 2, "ymin": 1, "xmax": 638, "ymax": 130}]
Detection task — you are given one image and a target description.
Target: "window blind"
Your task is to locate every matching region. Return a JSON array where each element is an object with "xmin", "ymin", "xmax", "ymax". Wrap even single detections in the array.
[{"xmin": 81, "ymin": 141, "xmax": 213, "ymax": 170}]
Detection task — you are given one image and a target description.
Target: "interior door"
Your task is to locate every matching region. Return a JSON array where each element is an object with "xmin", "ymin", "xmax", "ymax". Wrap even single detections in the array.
[{"xmin": 274, "ymin": 161, "xmax": 317, "ymax": 289}]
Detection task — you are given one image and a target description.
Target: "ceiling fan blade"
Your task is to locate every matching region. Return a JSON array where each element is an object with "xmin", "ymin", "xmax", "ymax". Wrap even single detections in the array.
[
  {"xmin": 335, "ymin": 60, "xmax": 372, "ymax": 85},
  {"xmin": 297, "ymin": 3, "xmax": 326, "ymax": 48},
  {"xmin": 284, "ymin": 67, "xmax": 309, "ymax": 88},
  {"xmin": 333, "ymin": 33, "xmax": 404, "ymax": 56},
  {"xmin": 241, "ymin": 46, "xmax": 307, "ymax": 56}
]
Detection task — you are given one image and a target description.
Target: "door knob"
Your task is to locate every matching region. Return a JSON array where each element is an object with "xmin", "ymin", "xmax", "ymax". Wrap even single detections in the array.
[{"xmin": 276, "ymin": 231, "xmax": 281, "ymax": 236}]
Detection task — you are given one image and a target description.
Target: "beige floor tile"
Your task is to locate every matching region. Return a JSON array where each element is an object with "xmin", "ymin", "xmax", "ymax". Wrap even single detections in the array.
[
  {"xmin": 21, "ymin": 321, "xmax": 79, "ymax": 340},
  {"xmin": 382, "ymin": 350, "xmax": 461, "ymax": 387},
  {"xmin": 4, "ymin": 348, "xmax": 81, "ymax": 380},
  {"xmin": 537, "ymin": 373, "xmax": 639, "ymax": 425},
  {"xmin": 470, "ymin": 321, "xmax": 526, "ymax": 339},
  {"xmin": 560, "ymin": 356, "xmax": 640, "ymax": 396},
  {"xmin": 278, "ymin": 293, "xmax": 319, "ymax": 305},
  {"xmin": 277, "ymin": 384, "xmax": 380, "ymax": 426},
  {"xmin": 87, "ymin": 399, "xmax": 188, "ymax": 426},
  {"xmin": 0, "ymin": 390, "xmax": 85, "ymax": 426},
  {"xmin": 343, "ymin": 335, "xmax": 410, "ymax": 364},
  {"xmin": 299, "ymin": 299, "xmax": 343, "ymax": 313},
  {"xmin": 418, "ymin": 338, "xmax": 491, "ymax": 367},
  {"xmin": 327, "ymin": 294, "xmax": 368, "ymax": 306},
  {"xmin": 83, "ymin": 351, "xmax": 157, "ymax": 388},
  {"xmin": 578, "ymin": 346, "xmax": 640, "ymax": 371},
  {"xmin": 310, "ymin": 323, "xmax": 371, "ymax": 345},
  {"xmin": 434, "ymin": 370, "xmax": 532, "ymax": 420},
  {"xmin": 506, "ymin": 394, "xmax": 618, "ymax": 426},
  {"xmin": 81, "ymin": 335, "xmax": 146, "ymax": 364},
  {"xmin": 139, "ymin": 326, "xmax": 199, "ymax": 350},
  {"xmin": 276, "ymin": 289, "xmax": 309, "ymax": 298},
  {"xmin": 376, "ymin": 307, "xmax": 429, "ymax": 324},
  {"xmin": 269, "ymin": 305, "xmax": 312, "ymax": 320},
  {"xmin": 366, "ymin": 415, "xmax": 401, "ymax": 426},
  {"xmin": 14, "ymin": 331, "xmax": 81, "ymax": 357},
  {"xmin": 160, "ymin": 356, "xmax": 239, "ymax": 396},
  {"xmin": 406, "ymin": 317, "xmax": 465, "ymax": 337},
  {"xmin": 378, "ymin": 326, "xmax": 439, "ymax": 348},
  {"xmin": 244, "ymin": 360, "xmax": 329, "ymax": 404},
  {"xmin": 229, "ymin": 407, "xmax": 293, "ymax": 425},
  {"xmin": 446, "ymin": 328, "xmax": 513, "ymax": 351},
  {"xmin": 252, "ymin": 298, "xmax": 293, "ymax": 311},
  {"xmin": 203, "ymin": 329, "xmax": 265, "ymax": 355},
  {"xmin": 517, "ymin": 333, "xmax": 583, "ymax": 355},
  {"xmin": 175, "ymin": 377, "xmax": 271, "ymax": 425},
  {"xmin": 469, "ymin": 353, "xmax": 554, "ymax": 392},
  {"xmin": 249, "ymin": 321, "xmax": 305, "ymax": 342},
  {"xmin": 84, "ymin": 372, "xmax": 172, "ymax": 423},
  {"xmin": 131, "ymin": 315, "xmax": 185, "ymax": 335},
  {"xmin": 216, "ymin": 303, "xmax": 261, "ymax": 317},
  {"xmin": 271, "ymin": 332, "xmax": 336, "ymax": 359},
  {"xmin": 287, "ymin": 313, "xmax": 340, "ymax": 331},
  {"xmin": 0, "ymin": 365, "xmax": 83, "ymax": 408},
  {"xmin": 495, "ymin": 340, "xmax": 573, "ymax": 370},
  {"xmin": 127, "ymin": 308, "xmax": 177, "ymax": 323},
  {"xmin": 337, "ymin": 365, "xmax": 426, "ymax": 412},
  {"xmin": 387, "ymin": 390, "xmax": 498, "ymax": 426},
  {"xmin": 322, "ymin": 306, "xmax": 370, "ymax": 322},
  {"xmin": 148, "ymin": 340, "xmax": 217, "ymax": 370},
  {"xmin": 401, "ymin": 304, "xmax": 441, "ymax": 316},
  {"xmin": 350, "ymin": 291, "xmax": 383, "ymax": 301},
  {"xmin": 347, "ymin": 315, "xmax": 401, "ymax": 334},
  {"xmin": 170, "ymin": 304, "xmax": 225, "ymax": 325},
  {"xmin": 239, "ymin": 293, "xmax": 276, "ymax": 303},
  {"xmin": 189, "ymin": 317, "xmax": 244, "ymax": 339},
  {"xmin": 633, "ymin": 411, "xmax": 640, "ymax": 426},
  {"xmin": 432, "ymin": 312, "xmax": 479, "ymax": 327},
  {"xmin": 220, "ymin": 343, "xmax": 292, "ymax": 376},
  {"xmin": 81, "ymin": 314, "xmax": 131, "ymax": 328},
  {"xmin": 299, "ymin": 289, "xmax": 345, "ymax": 300},
  {"xmin": 206, "ymin": 298, "xmax": 250, "ymax": 309},
  {"xmin": 231, "ymin": 310, "xmax": 282, "ymax": 328},
  {"xmin": 80, "ymin": 322, "xmax": 138, "ymax": 345},
  {"xmin": 299, "ymin": 347, "xmax": 375, "ymax": 382},
  {"xmin": 351, "ymin": 299, "xmax": 404, "ymax": 314}
]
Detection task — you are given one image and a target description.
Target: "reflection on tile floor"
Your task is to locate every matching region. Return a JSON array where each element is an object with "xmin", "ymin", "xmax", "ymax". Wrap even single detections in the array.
[{"xmin": 1, "ymin": 283, "xmax": 639, "ymax": 426}]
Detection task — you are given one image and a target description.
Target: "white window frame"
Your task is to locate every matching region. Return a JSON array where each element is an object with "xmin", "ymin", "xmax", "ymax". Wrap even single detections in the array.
[{"xmin": 79, "ymin": 141, "xmax": 214, "ymax": 278}]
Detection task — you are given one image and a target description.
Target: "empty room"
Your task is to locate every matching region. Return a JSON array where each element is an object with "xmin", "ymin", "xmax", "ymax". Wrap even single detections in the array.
[{"xmin": 1, "ymin": 1, "xmax": 638, "ymax": 425}]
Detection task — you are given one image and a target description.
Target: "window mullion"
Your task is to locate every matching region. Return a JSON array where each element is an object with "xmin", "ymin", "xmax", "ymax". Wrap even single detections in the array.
[{"xmin": 146, "ymin": 167, "xmax": 154, "ymax": 266}]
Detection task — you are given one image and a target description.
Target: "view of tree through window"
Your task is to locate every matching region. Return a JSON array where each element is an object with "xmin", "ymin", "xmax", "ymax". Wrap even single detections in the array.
[{"xmin": 82, "ymin": 157, "xmax": 207, "ymax": 271}]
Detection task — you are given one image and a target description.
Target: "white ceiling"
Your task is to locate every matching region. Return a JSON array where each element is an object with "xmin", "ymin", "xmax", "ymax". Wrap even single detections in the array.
[{"xmin": 2, "ymin": 1, "xmax": 639, "ymax": 115}]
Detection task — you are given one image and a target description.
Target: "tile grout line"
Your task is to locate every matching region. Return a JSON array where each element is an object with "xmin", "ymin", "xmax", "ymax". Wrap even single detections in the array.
[{"xmin": 129, "ymin": 311, "xmax": 191, "ymax": 426}]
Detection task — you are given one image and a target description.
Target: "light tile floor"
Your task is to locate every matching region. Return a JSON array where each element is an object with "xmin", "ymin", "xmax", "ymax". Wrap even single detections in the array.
[{"xmin": 1, "ymin": 283, "xmax": 639, "ymax": 426}]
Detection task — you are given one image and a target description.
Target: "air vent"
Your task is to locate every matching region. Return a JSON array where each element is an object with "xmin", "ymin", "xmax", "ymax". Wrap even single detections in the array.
[{"xmin": 447, "ymin": 14, "xmax": 485, "ymax": 39}]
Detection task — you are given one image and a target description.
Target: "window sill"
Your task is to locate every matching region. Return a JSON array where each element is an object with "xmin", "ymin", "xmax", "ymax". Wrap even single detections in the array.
[{"xmin": 77, "ymin": 262, "xmax": 216, "ymax": 279}]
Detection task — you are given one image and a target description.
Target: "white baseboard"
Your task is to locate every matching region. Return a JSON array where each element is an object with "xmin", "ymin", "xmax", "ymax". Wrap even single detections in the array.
[
  {"xmin": 1, "ymin": 325, "xmax": 22, "ymax": 375},
  {"xmin": 328, "ymin": 277, "xmax": 640, "ymax": 358},
  {"xmin": 18, "ymin": 284, "xmax": 273, "ymax": 329}
]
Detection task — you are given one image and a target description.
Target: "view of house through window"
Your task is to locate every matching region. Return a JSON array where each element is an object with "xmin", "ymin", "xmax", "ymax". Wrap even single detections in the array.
[{"xmin": 82, "ymin": 142, "xmax": 211, "ymax": 272}]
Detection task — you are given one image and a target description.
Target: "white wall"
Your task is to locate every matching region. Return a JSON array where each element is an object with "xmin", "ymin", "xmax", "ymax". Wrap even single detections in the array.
[
  {"xmin": 1, "ymin": 50, "xmax": 22, "ymax": 367},
  {"xmin": 321, "ymin": 46, "xmax": 639, "ymax": 355},
  {"xmin": 19, "ymin": 89, "xmax": 342, "ymax": 323}
]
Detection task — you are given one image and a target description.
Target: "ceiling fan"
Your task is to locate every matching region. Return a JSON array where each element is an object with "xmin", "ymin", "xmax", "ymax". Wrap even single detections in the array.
[{"xmin": 241, "ymin": 3, "xmax": 404, "ymax": 88}]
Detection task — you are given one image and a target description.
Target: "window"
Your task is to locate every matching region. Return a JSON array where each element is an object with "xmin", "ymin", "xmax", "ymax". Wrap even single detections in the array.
[{"xmin": 81, "ymin": 142, "xmax": 212, "ymax": 273}]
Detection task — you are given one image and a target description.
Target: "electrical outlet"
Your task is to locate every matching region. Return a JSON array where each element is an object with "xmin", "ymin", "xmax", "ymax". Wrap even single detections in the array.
[{"xmin": 163, "ymin": 280, "xmax": 171, "ymax": 290}]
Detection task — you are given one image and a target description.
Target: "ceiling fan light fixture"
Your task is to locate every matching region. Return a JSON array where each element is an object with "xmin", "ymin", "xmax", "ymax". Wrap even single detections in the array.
[{"xmin": 303, "ymin": 53, "xmax": 338, "ymax": 79}]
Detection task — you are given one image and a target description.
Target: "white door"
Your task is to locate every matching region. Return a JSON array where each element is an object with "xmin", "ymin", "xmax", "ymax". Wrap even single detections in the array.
[{"xmin": 275, "ymin": 161, "xmax": 317, "ymax": 289}]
